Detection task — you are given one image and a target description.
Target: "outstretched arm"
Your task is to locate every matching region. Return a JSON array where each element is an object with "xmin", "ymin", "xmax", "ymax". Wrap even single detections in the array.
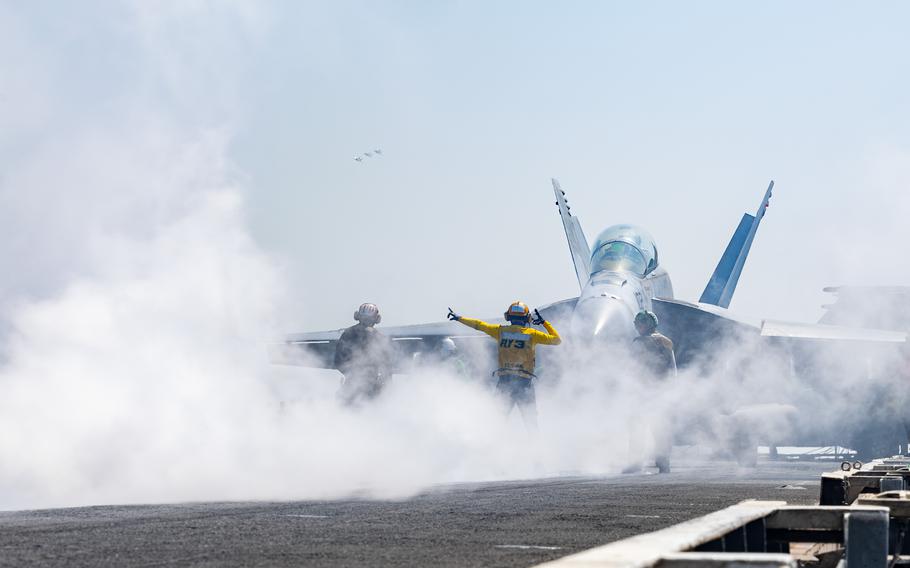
[
  {"xmin": 448, "ymin": 309, "xmax": 500, "ymax": 339},
  {"xmin": 457, "ymin": 317, "xmax": 501, "ymax": 339}
]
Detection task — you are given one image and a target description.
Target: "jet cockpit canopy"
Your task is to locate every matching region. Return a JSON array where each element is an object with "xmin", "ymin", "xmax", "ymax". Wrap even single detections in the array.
[{"xmin": 590, "ymin": 224, "xmax": 659, "ymax": 276}]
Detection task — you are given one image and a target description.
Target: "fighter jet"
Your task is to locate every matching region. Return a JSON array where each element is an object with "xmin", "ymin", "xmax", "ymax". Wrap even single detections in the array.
[
  {"xmin": 275, "ymin": 179, "xmax": 904, "ymax": 371},
  {"xmin": 353, "ymin": 149, "xmax": 382, "ymax": 162}
]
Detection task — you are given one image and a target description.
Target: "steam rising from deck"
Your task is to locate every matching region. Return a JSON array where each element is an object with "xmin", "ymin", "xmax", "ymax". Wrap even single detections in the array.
[{"xmin": 1, "ymin": 2, "xmax": 910, "ymax": 512}]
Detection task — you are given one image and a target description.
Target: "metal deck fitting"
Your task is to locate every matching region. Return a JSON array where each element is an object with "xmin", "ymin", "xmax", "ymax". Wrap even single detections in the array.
[
  {"xmin": 821, "ymin": 456, "xmax": 910, "ymax": 506},
  {"xmin": 536, "ymin": 456, "xmax": 910, "ymax": 567},
  {"xmin": 535, "ymin": 501, "xmax": 890, "ymax": 567}
]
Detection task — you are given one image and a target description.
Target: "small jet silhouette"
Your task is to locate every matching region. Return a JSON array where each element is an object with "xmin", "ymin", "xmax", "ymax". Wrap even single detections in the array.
[{"xmin": 353, "ymin": 148, "xmax": 382, "ymax": 162}]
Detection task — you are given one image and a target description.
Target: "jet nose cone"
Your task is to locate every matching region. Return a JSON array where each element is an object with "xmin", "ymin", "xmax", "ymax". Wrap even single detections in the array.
[{"xmin": 570, "ymin": 297, "xmax": 636, "ymax": 341}]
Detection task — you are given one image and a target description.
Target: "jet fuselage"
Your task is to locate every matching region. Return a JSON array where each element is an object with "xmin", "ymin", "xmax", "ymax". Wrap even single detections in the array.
[
  {"xmin": 547, "ymin": 222, "xmax": 674, "ymax": 341},
  {"xmin": 570, "ymin": 264, "xmax": 673, "ymax": 341}
]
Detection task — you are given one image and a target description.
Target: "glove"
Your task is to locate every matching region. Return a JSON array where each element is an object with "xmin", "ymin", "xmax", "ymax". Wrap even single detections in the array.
[
  {"xmin": 447, "ymin": 307, "xmax": 461, "ymax": 321},
  {"xmin": 531, "ymin": 309, "xmax": 545, "ymax": 325}
]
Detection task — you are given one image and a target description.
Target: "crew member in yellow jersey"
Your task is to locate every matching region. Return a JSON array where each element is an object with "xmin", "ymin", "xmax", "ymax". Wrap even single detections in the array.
[{"xmin": 447, "ymin": 301, "xmax": 561, "ymax": 430}]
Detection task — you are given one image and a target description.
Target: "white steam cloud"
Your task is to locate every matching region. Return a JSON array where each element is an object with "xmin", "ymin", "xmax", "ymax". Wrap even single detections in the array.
[
  {"xmin": 0, "ymin": 4, "xmax": 549, "ymax": 510},
  {"xmin": 0, "ymin": 124, "xmax": 281, "ymax": 508},
  {"xmin": 1, "ymin": 2, "xmax": 909, "ymax": 512}
]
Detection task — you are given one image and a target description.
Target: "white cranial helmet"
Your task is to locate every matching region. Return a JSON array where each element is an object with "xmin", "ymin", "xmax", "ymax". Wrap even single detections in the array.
[
  {"xmin": 440, "ymin": 337, "xmax": 457, "ymax": 356},
  {"xmin": 354, "ymin": 303, "xmax": 381, "ymax": 325}
]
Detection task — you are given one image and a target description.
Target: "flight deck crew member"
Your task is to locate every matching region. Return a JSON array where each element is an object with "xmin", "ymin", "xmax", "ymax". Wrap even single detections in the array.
[
  {"xmin": 632, "ymin": 310, "xmax": 677, "ymax": 380},
  {"xmin": 447, "ymin": 302, "xmax": 561, "ymax": 431},
  {"xmin": 438, "ymin": 337, "xmax": 469, "ymax": 378},
  {"xmin": 334, "ymin": 303, "xmax": 394, "ymax": 406},
  {"xmin": 411, "ymin": 337, "xmax": 469, "ymax": 378},
  {"xmin": 630, "ymin": 310, "xmax": 677, "ymax": 473}
]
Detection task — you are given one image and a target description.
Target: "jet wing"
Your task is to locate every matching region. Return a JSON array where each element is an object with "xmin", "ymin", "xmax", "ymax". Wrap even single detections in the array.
[
  {"xmin": 653, "ymin": 297, "xmax": 906, "ymax": 366},
  {"xmin": 272, "ymin": 299, "xmax": 580, "ymax": 371},
  {"xmin": 760, "ymin": 320, "xmax": 907, "ymax": 343},
  {"xmin": 273, "ymin": 329, "xmax": 342, "ymax": 367},
  {"xmin": 537, "ymin": 296, "xmax": 579, "ymax": 323},
  {"xmin": 651, "ymin": 298, "xmax": 761, "ymax": 366},
  {"xmin": 271, "ymin": 320, "xmax": 490, "ymax": 370}
]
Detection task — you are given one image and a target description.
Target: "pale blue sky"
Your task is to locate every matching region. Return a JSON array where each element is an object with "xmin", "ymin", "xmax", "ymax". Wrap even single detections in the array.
[{"xmin": 4, "ymin": 1, "xmax": 910, "ymax": 330}]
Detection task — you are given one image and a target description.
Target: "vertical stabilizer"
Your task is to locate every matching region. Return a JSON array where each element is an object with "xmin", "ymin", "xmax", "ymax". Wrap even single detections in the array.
[
  {"xmin": 699, "ymin": 180, "xmax": 774, "ymax": 308},
  {"xmin": 552, "ymin": 179, "xmax": 591, "ymax": 291}
]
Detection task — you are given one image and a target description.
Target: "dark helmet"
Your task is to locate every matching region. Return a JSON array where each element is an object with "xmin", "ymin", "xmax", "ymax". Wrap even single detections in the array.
[
  {"xmin": 354, "ymin": 303, "xmax": 381, "ymax": 325},
  {"xmin": 504, "ymin": 301, "xmax": 530, "ymax": 325},
  {"xmin": 634, "ymin": 310, "xmax": 658, "ymax": 334}
]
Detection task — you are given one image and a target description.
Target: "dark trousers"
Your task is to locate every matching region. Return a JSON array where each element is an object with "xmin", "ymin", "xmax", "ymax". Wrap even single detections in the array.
[
  {"xmin": 338, "ymin": 374, "xmax": 384, "ymax": 406},
  {"xmin": 495, "ymin": 374, "xmax": 538, "ymax": 432}
]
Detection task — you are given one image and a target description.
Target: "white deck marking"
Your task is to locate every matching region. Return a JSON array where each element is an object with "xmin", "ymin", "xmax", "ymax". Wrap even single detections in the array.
[{"xmin": 496, "ymin": 544, "xmax": 563, "ymax": 550}]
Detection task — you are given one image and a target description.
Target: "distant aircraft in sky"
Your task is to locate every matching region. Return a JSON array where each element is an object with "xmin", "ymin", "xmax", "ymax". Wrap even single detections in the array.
[{"xmin": 353, "ymin": 148, "xmax": 383, "ymax": 162}]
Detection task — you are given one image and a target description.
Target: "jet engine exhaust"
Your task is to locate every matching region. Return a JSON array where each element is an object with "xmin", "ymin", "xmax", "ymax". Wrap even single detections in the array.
[{"xmin": 569, "ymin": 296, "xmax": 636, "ymax": 342}]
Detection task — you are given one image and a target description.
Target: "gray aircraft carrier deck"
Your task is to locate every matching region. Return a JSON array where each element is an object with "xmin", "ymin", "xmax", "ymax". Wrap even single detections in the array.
[{"xmin": 0, "ymin": 459, "xmax": 831, "ymax": 567}]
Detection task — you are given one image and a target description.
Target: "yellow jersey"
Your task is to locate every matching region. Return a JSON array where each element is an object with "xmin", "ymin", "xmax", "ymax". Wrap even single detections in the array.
[{"xmin": 457, "ymin": 317, "xmax": 561, "ymax": 377}]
